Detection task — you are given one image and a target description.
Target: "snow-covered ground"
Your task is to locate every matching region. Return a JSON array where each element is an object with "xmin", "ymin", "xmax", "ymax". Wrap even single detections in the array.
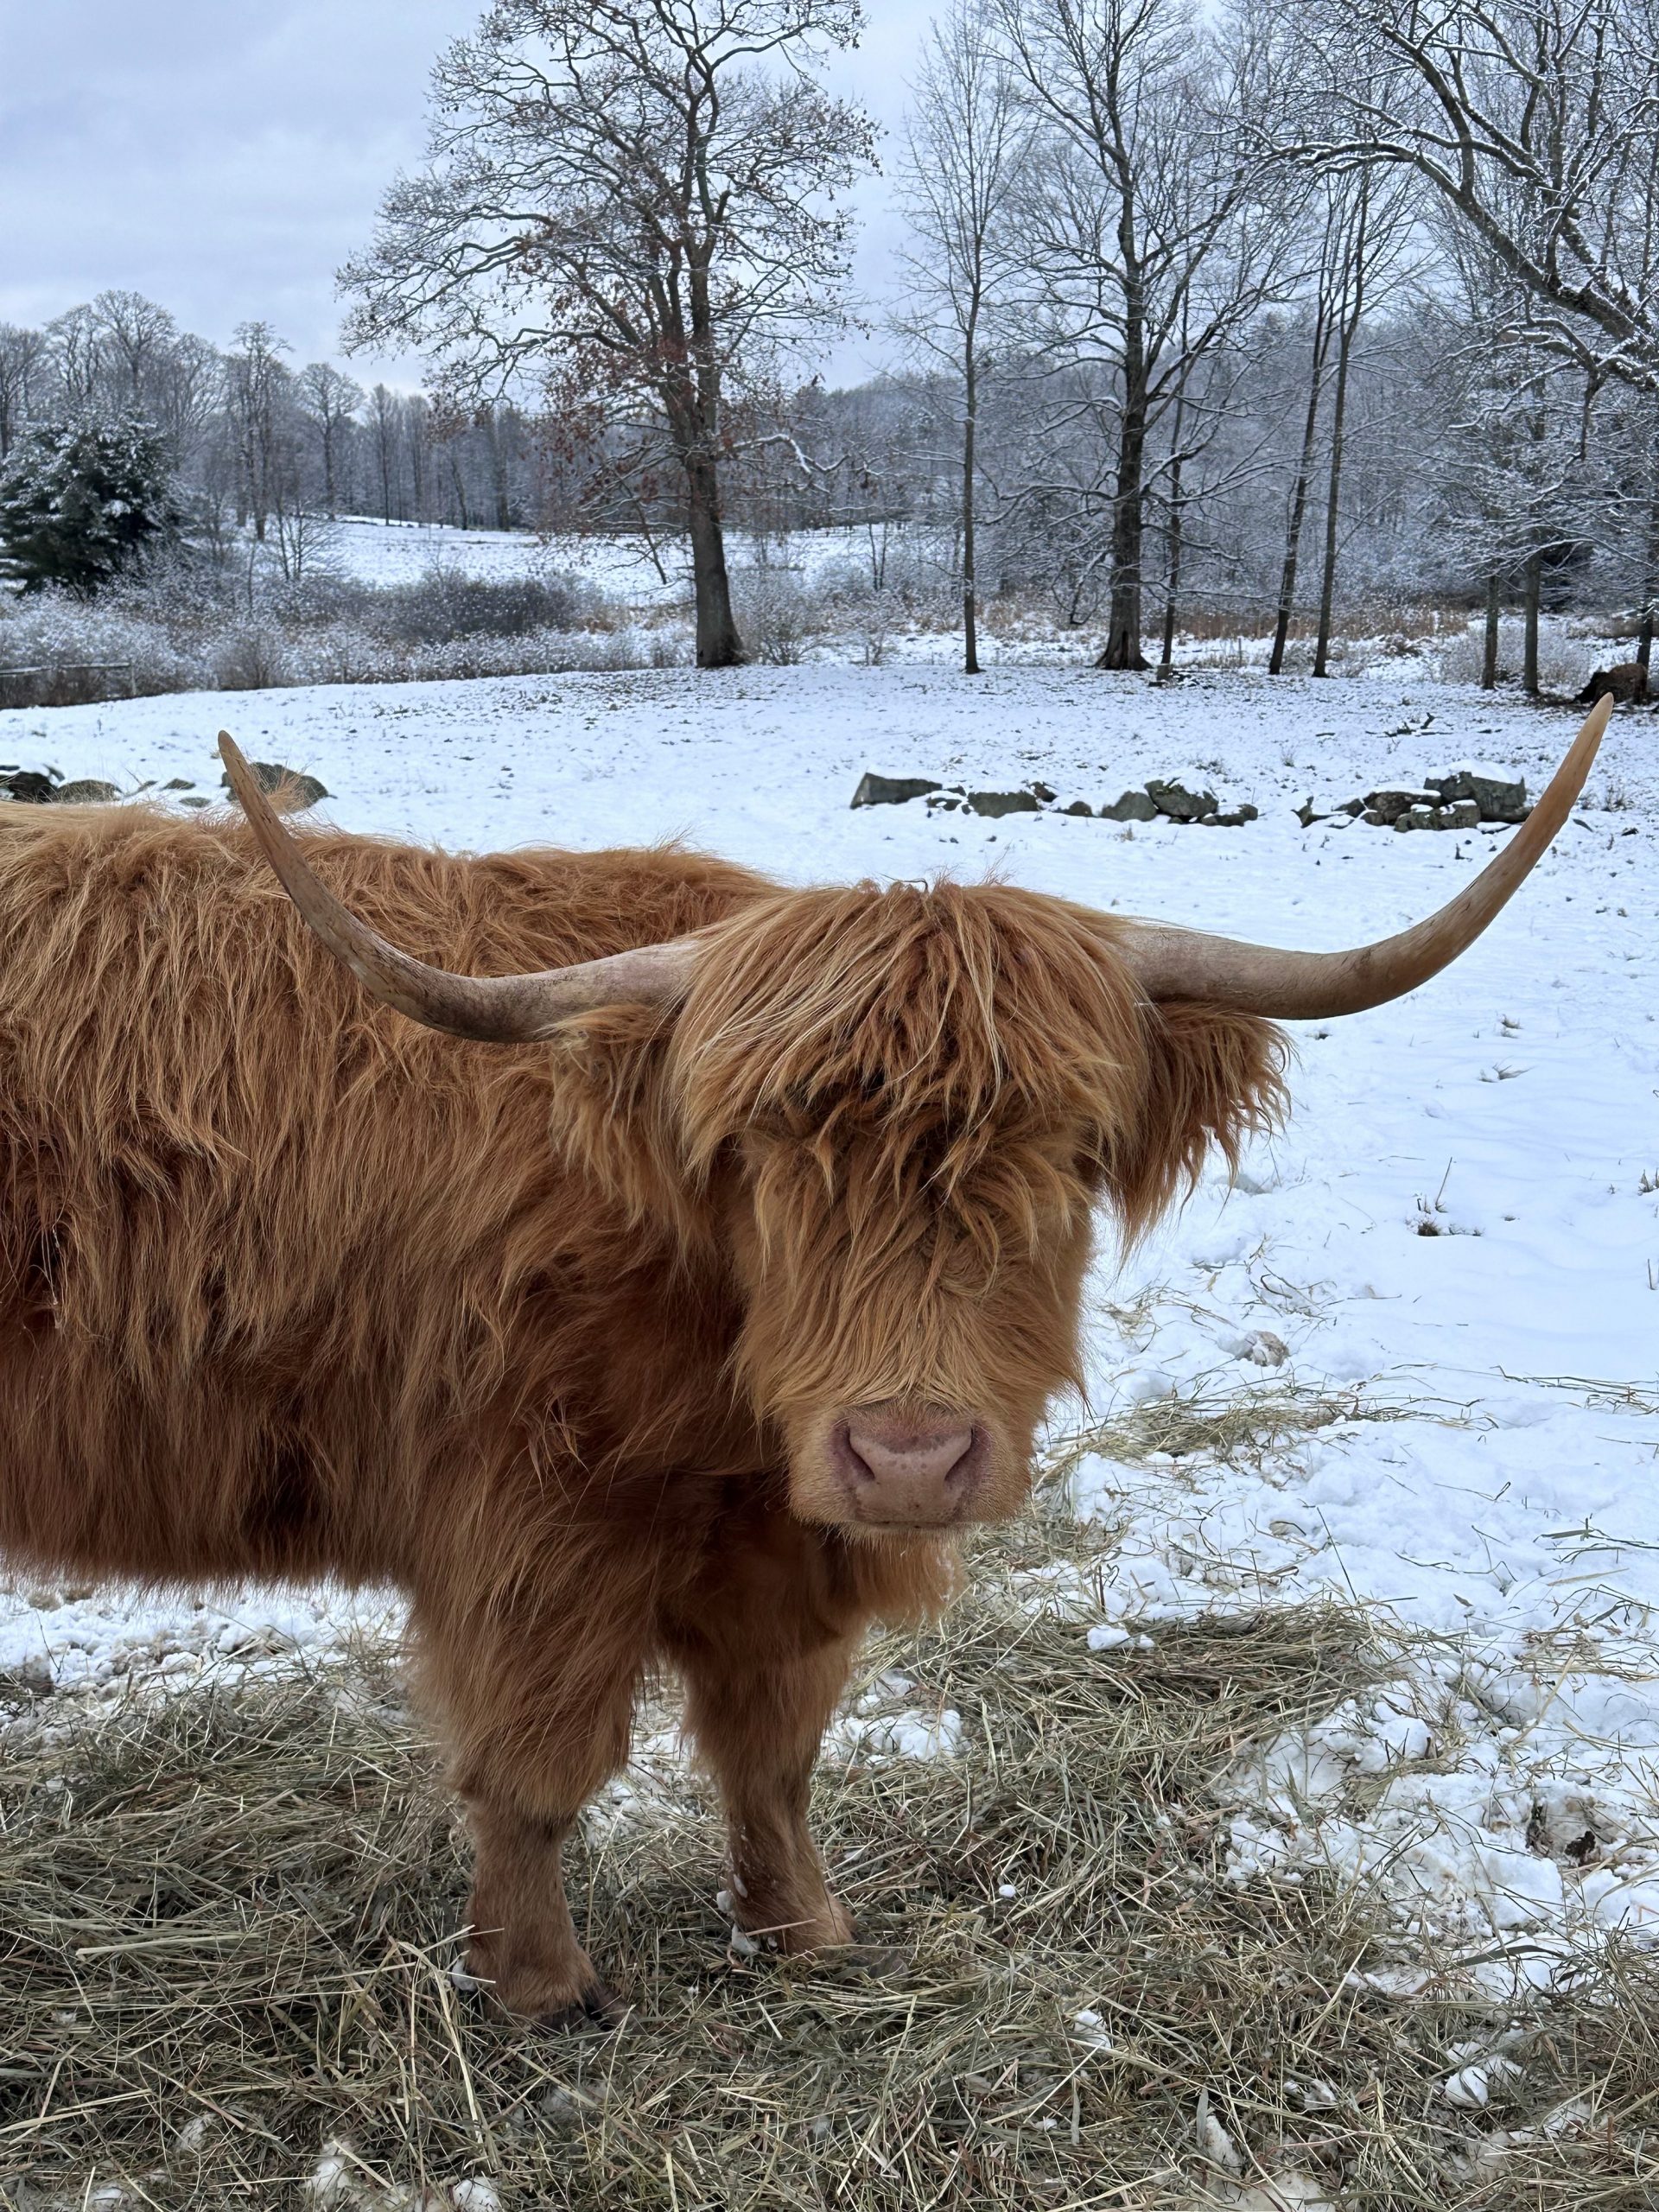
[
  {"xmin": 325, "ymin": 512, "xmax": 934, "ymax": 607},
  {"xmin": 2, "ymin": 658, "xmax": 1655, "ymax": 1992}
]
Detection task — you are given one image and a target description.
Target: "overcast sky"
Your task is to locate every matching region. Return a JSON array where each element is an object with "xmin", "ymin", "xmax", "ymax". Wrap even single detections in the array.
[{"xmin": 0, "ymin": 0, "xmax": 930, "ymax": 390}]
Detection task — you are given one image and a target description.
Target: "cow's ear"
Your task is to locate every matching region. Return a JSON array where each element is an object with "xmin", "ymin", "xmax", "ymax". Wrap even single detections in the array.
[
  {"xmin": 1102, "ymin": 1000, "xmax": 1288, "ymax": 1243},
  {"xmin": 543, "ymin": 1005, "xmax": 715, "ymax": 1247}
]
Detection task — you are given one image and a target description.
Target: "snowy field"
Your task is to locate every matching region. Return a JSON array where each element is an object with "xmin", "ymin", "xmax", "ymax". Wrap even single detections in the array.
[
  {"xmin": 1, "ymin": 658, "xmax": 1656, "ymax": 2015},
  {"xmin": 326, "ymin": 512, "xmax": 925, "ymax": 601}
]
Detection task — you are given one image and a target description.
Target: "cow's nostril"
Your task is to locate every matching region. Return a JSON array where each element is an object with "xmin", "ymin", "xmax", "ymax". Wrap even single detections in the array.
[{"xmin": 842, "ymin": 1420, "xmax": 977, "ymax": 1491}]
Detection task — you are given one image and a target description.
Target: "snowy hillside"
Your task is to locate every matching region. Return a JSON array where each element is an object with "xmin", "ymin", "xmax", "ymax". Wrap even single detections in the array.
[
  {"xmin": 324, "ymin": 514, "xmax": 917, "ymax": 603},
  {"xmin": 1, "ymin": 660, "xmax": 1655, "ymax": 1999}
]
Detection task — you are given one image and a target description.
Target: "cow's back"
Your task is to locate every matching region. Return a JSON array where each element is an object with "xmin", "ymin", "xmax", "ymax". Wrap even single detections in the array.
[{"xmin": 0, "ymin": 804, "xmax": 762, "ymax": 1588}]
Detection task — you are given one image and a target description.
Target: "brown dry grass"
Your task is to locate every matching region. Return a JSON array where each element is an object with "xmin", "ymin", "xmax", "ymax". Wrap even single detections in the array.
[{"xmin": 0, "ymin": 1535, "xmax": 1654, "ymax": 2210}]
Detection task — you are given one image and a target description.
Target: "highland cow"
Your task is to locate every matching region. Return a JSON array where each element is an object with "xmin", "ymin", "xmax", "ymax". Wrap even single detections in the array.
[
  {"xmin": 0, "ymin": 708, "xmax": 1608, "ymax": 2026},
  {"xmin": 1576, "ymin": 658, "xmax": 1649, "ymax": 708}
]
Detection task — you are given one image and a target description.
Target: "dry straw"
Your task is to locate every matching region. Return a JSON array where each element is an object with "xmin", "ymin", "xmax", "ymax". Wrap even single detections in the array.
[{"xmin": 1, "ymin": 1506, "xmax": 1654, "ymax": 2208}]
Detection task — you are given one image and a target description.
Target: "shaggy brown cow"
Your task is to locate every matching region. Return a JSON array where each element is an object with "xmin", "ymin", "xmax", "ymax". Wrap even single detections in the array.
[
  {"xmin": 0, "ymin": 704, "xmax": 1608, "ymax": 2026},
  {"xmin": 1576, "ymin": 658, "xmax": 1649, "ymax": 708}
]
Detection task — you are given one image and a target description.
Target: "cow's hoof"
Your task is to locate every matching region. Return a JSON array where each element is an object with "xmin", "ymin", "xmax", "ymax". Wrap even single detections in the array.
[
  {"xmin": 534, "ymin": 1980, "xmax": 626, "ymax": 2035},
  {"xmin": 734, "ymin": 1892, "xmax": 856, "ymax": 1955},
  {"xmin": 780, "ymin": 1897, "xmax": 856, "ymax": 1953}
]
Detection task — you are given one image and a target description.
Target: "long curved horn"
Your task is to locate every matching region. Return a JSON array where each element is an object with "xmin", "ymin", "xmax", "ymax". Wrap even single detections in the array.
[
  {"xmin": 1114, "ymin": 697, "xmax": 1610, "ymax": 1019},
  {"xmin": 219, "ymin": 734, "xmax": 697, "ymax": 1040}
]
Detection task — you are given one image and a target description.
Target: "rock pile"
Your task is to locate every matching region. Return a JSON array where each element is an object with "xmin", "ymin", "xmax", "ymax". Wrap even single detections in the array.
[
  {"xmin": 1301, "ymin": 762, "xmax": 1529, "ymax": 833},
  {"xmin": 219, "ymin": 761, "xmax": 329, "ymax": 812},
  {"xmin": 0, "ymin": 760, "xmax": 329, "ymax": 813},
  {"xmin": 0, "ymin": 767, "xmax": 123, "ymax": 804},
  {"xmin": 851, "ymin": 772, "xmax": 1257, "ymax": 825}
]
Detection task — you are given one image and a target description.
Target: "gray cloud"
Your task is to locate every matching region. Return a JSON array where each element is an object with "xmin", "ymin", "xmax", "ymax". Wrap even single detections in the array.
[{"xmin": 0, "ymin": 0, "xmax": 925, "ymax": 385}]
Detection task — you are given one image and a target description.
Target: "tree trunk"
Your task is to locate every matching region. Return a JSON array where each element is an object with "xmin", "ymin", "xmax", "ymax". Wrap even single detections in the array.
[
  {"xmin": 486, "ymin": 410, "xmax": 512, "ymax": 531},
  {"xmin": 962, "ymin": 323, "xmax": 981, "ymax": 677},
  {"xmin": 1098, "ymin": 407, "xmax": 1149, "ymax": 669},
  {"xmin": 1522, "ymin": 551, "xmax": 1541, "ymax": 695},
  {"xmin": 684, "ymin": 451, "xmax": 745, "ymax": 670},
  {"xmin": 1313, "ymin": 188, "xmax": 1370, "ymax": 681},
  {"xmin": 1160, "ymin": 456, "xmax": 1185, "ymax": 670},
  {"xmin": 1268, "ymin": 296, "xmax": 1332, "ymax": 676},
  {"xmin": 677, "ymin": 262, "xmax": 746, "ymax": 671},
  {"xmin": 1480, "ymin": 573, "xmax": 1501, "ymax": 689},
  {"xmin": 1099, "ymin": 215, "xmax": 1149, "ymax": 671},
  {"xmin": 1312, "ymin": 320, "xmax": 1356, "ymax": 677},
  {"xmin": 1638, "ymin": 465, "xmax": 1659, "ymax": 671}
]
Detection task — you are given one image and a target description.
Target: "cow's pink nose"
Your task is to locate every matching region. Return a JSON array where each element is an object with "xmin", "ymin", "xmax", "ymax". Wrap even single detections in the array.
[{"xmin": 837, "ymin": 1407, "xmax": 982, "ymax": 1526}]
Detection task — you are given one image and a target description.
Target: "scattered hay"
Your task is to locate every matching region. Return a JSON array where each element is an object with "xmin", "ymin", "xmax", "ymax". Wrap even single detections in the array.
[
  {"xmin": 1043, "ymin": 1383, "xmax": 1380, "ymax": 1490},
  {"xmin": 0, "ymin": 1572, "xmax": 1654, "ymax": 2209}
]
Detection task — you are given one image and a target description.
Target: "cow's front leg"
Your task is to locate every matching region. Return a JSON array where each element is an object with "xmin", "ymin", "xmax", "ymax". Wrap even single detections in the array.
[
  {"xmin": 662, "ymin": 1513, "xmax": 865, "ymax": 1953},
  {"xmin": 416, "ymin": 1590, "xmax": 645, "ymax": 2026}
]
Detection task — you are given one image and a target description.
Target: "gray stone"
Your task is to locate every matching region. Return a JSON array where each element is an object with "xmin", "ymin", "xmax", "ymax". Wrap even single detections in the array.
[
  {"xmin": 1062, "ymin": 799, "xmax": 1095, "ymax": 817},
  {"xmin": 0, "ymin": 771, "xmax": 57, "ymax": 804},
  {"xmin": 220, "ymin": 761, "xmax": 330, "ymax": 812},
  {"xmin": 1445, "ymin": 798, "xmax": 1481, "ymax": 830},
  {"xmin": 1363, "ymin": 785, "xmax": 1440, "ymax": 825},
  {"xmin": 851, "ymin": 772, "xmax": 941, "ymax": 809},
  {"xmin": 1424, "ymin": 766, "xmax": 1529, "ymax": 823},
  {"xmin": 1100, "ymin": 788, "xmax": 1160, "ymax": 822},
  {"xmin": 966, "ymin": 788, "xmax": 1042, "ymax": 817},
  {"xmin": 54, "ymin": 779, "xmax": 121, "ymax": 805},
  {"xmin": 162, "ymin": 776, "xmax": 195, "ymax": 791},
  {"xmin": 180, "ymin": 796, "xmax": 211, "ymax": 810},
  {"xmin": 1205, "ymin": 804, "xmax": 1258, "ymax": 827},
  {"xmin": 1146, "ymin": 777, "xmax": 1218, "ymax": 822}
]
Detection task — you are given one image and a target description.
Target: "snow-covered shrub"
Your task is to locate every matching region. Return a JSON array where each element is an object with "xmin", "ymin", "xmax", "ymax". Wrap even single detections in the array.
[
  {"xmin": 730, "ymin": 565, "xmax": 817, "ymax": 664},
  {"xmin": 368, "ymin": 569, "xmax": 596, "ymax": 643},
  {"xmin": 212, "ymin": 626, "xmax": 297, "ymax": 691},
  {"xmin": 1431, "ymin": 614, "xmax": 1595, "ymax": 695},
  {"xmin": 0, "ymin": 590, "xmax": 198, "ymax": 703},
  {"xmin": 0, "ymin": 546, "xmax": 669, "ymax": 700}
]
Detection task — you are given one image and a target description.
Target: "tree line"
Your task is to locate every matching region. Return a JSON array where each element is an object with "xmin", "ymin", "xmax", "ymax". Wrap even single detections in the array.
[
  {"xmin": 6, "ymin": 0, "xmax": 1659, "ymax": 679},
  {"xmin": 0, "ymin": 296, "xmax": 549, "ymax": 558}
]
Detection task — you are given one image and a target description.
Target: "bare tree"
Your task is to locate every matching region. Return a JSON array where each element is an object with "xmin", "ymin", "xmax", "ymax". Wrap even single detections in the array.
[
  {"xmin": 368, "ymin": 384, "xmax": 403, "ymax": 525},
  {"xmin": 1267, "ymin": 196, "xmax": 1344, "ymax": 672},
  {"xmin": 894, "ymin": 0, "xmax": 1029, "ymax": 673},
  {"xmin": 87, "ymin": 290, "xmax": 181, "ymax": 412},
  {"xmin": 47, "ymin": 306, "xmax": 105, "ymax": 414},
  {"xmin": 1434, "ymin": 237, "xmax": 1601, "ymax": 695},
  {"xmin": 995, "ymin": 0, "xmax": 1302, "ymax": 668},
  {"xmin": 0, "ymin": 325, "xmax": 47, "ymax": 459},
  {"xmin": 1281, "ymin": 0, "xmax": 1659, "ymax": 393},
  {"xmin": 1309, "ymin": 171, "xmax": 1418, "ymax": 675},
  {"xmin": 340, "ymin": 0, "xmax": 873, "ymax": 667},
  {"xmin": 223, "ymin": 322, "xmax": 296, "ymax": 543},
  {"xmin": 297, "ymin": 363, "xmax": 364, "ymax": 519}
]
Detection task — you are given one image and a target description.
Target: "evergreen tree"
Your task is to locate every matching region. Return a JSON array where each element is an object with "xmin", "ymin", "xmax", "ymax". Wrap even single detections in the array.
[{"xmin": 0, "ymin": 416, "xmax": 178, "ymax": 595}]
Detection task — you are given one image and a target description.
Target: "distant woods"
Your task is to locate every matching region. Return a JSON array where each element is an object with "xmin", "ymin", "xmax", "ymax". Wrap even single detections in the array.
[{"xmin": 6, "ymin": 2, "xmax": 1659, "ymax": 676}]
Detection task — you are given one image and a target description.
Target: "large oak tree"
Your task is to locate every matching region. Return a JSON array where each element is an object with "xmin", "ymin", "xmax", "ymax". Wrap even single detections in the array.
[{"xmin": 341, "ymin": 0, "xmax": 874, "ymax": 667}]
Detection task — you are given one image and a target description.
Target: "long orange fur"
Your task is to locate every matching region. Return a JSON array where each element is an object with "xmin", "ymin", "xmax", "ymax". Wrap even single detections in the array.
[{"xmin": 0, "ymin": 804, "xmax": 1284, "ymax": 2017}]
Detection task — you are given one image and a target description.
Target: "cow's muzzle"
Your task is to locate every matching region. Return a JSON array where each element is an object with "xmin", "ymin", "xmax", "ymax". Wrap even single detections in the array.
[{"xmin": 830, "ymin": 1402, "xmax": 987, "ymax": 1528}]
